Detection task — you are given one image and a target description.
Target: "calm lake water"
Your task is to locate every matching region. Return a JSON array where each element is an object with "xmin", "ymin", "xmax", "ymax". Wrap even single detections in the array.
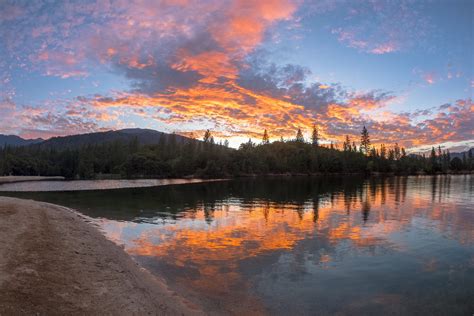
[{"xmin": 2, "ymin": 175, "xmax": 473, "ymax": 315}]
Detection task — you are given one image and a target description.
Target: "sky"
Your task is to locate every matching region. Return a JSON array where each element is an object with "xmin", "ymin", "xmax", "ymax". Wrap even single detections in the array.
[{"xmin": 0, "ymin": 0, "xmax": 472, "ymax": 152}]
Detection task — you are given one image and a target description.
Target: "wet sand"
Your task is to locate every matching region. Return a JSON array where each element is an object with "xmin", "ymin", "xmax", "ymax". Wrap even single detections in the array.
[{"xmin": 0, "ymin": 196, "xmax": 203, "ymax": 315}]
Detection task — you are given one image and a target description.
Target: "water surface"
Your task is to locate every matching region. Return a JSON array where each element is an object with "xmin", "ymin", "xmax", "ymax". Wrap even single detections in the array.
[{"xmin": 2, "ymin": 175, "xmax": 473, "ymax": 315}]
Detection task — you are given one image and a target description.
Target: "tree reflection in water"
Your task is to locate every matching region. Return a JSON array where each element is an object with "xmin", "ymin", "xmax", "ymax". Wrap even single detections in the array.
[{"xmin": 3, "ymin": 175, "xmax": 473, "ymax": 315}]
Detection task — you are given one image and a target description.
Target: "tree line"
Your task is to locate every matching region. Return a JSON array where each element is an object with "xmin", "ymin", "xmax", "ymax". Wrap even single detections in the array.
[{"xmin": 0, "ymin": 126, "xmax": 472, "ymax": 179}]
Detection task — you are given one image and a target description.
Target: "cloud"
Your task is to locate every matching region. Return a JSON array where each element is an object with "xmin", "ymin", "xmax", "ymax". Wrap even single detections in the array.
[
  {"xmin": 0, "ymin": 97, "xmax": 119, "ymax": 139},
  {"xmin": 326, "ymin": 0, "xmax": 432, "ymax": 54},
  {"xmin": 0, "ymin": 0, "xmax": 471, "ymax": 151},
  {"xmin": 1, "ymin": 0, "xmax": 297, "ymax": 91}
]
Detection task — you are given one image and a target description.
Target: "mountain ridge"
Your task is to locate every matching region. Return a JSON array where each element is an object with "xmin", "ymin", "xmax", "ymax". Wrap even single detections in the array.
[
  {"xmin": 0, "ymin": 135, "xmax": 44, "ymax": 147},
  {"xmin": 0, "ymin": 128, "xmax": 196, "ymax": 149}
]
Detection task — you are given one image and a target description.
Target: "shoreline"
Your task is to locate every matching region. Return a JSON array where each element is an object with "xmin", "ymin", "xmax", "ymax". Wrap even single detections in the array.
[
  {"xmin": 0, "ymin": 176, "xmax": 65, "ymax": 184},
  {"xmin": 0, "ymin": 196, "xmax": 203, "ymax": 315},
  {"xmin": 1, "ymin": 172, "xmax": 472, "ymax": 187}
]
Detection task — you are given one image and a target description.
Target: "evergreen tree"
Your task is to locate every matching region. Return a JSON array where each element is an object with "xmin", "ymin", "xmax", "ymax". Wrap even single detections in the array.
[
  {"xmin": 388, "ymin": 149, "xmax": 395, "ymax": 161},
  {"xmin": 262, "ymin": 129, "xmax": 270, "ymax": 144},
  {"xmin": 369, "ymin": 147, "xmax": 377, "ymax": 158},
  {"xmin": 380, "ymin": 144, "xmax": 387, "ymax": 159},
  {"xmin": 430, "ymin": 147, "xmax": 437, "ymax": 172},
  {"xmin": 468, "ymin": 149, "xmax": 473, "ymax": 170},
  {"xmin": 343, "ymin": 135, "xmax": 351, "ymax": 152},
  {"xmin": 311, "ymin": 124, "xmax": 319, "ymax": 146},
  {"xmin": 296, "ymin": 128, "xmax": 304, "ymax": 142},
  {"xmin": 394, "ymin": 143, "xmax": 401, "ymax": 160},
  {"xmin": 203, "ymin": 129, "xmax": 212, "ymax": 143},
  {"xmin": 352, "ymin": 141, "xmax": 357, "ymax": 152},
  {"xmin": 360, "ymin": 126, "xmax": 371, "ymax": 155}
]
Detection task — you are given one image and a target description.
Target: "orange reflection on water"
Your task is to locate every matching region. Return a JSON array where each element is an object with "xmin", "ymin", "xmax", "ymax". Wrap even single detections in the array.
[{"xmin": 100, "ymin": 176, "xmax": 473, "ymax": 313}]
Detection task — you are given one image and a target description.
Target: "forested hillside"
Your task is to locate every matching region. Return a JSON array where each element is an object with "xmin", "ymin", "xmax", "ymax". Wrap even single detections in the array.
[{"xmin": 0, "ymin": 127, "xmax": 472, "ymax": 179}]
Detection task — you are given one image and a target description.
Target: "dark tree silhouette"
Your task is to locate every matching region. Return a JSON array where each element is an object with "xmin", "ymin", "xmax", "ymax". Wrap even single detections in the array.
[
  {"xmin": 311, "ymin": 124, "xmax": 319, "ymax": 146},
  {"xmin": 203, "ymin": 129, "xmax": 212, "ymax": 143},
  {"xmin": 262, "ymin": 129, "xmax": 270, "ymax": 145},
  {"xmin": 296, "ymin": 128, "xmax": 304, "ymax": 143},
  {"xmin": 343, "ymin": 135, "xmax": 351, "ymax": 152},
  {"xmin": 0, "ymin": 128, "xmax": 470, "ymax": 179},
  {"xmin": 360, "ymin": 126, "xmax": 370, "ymax": 155}
]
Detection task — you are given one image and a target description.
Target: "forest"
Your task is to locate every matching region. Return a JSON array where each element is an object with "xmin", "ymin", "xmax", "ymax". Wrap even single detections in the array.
[{"xmin": 0, "ymin": 126, "xmax": 472, "ymax": 179}]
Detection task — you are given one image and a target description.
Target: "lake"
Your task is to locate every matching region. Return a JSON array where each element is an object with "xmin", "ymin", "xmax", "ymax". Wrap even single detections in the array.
[{"xmin": 1, "ymin": 175, "xmax": 473, "ymax": 315}]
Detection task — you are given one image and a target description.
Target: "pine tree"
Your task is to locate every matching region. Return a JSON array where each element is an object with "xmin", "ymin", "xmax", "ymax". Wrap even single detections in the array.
[
  {"xmin": 437, "ymin": 146, "xmax": 442, "ymax": 165},
  {"xmin": 469, "ymin": 149, "xmax": 473, "ymax": 170},
  {"xmin": 296, "ymin": 128, "xmax": 304, "ymax": 142},
  {"xmin": 360, "ymin": 126, "xmax": 370, "ymax": 155},
  {"xmin": 430, "ymin": 147, "xmax": 437, "ymax": 172},
  {"xmin": 343, "ymin": 135, "xmax": 351, "ymax": 152},
  {"xmin": 394, "ymin": 143, "xmax": 401, "ymax": 160},
  {"xmin": 388, "ymin": 149, "xmax": 395, "ymax": 160},
  {"xmin": 369, "ymin": 147, "xmax": 377, "ymax": 158},
  {"xmin": 311, "ymin": 124, "xmax": 319, "ymax": 146},
  {"xmin": 203, "ymin": 129, "xmax": 212, "ymax": 143},
  {"xmin": 262, "ymin": 129, "xmax": 270, "ymax": 144},
  {"xmin": 352, "ymin": 141, "xmax": 357, "ymax": 152},
  {"xmin": 380, "ymin": 144, "xmax": 386, "ymax": 159}
]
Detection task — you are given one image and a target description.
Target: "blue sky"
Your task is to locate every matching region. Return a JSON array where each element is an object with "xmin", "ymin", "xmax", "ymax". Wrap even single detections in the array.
[{"xmin": 0, "ymin": 0, "xmax": 472, "ymax": 151}]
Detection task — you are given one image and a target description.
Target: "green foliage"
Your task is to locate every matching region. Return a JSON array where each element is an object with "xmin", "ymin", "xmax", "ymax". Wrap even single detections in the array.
[{"xmin": 0, "ymin": 131, "xmax": 472, "ymax": 179}]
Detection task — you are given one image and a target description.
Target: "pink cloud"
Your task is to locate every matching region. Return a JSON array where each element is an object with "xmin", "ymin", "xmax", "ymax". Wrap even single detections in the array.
[
  {"xmin": 370, "ymin": 43, "xmax": 398, "ymax": 54},
  {"xmin": 423, "ymin": 73, "xmax": 436, "ymax": 85}
]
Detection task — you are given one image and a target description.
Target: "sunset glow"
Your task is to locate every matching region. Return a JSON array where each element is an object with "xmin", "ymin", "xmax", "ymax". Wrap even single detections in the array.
[
  {"xmin": 0, "ymin": 0, "xmax": 472, "ymax": 151},
  {"xmin": 96, "ymin": 176, "xmax": 473, "ymax": 312}
]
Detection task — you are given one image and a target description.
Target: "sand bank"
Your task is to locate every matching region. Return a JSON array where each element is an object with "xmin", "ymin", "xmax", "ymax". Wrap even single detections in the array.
[
  {"xmin": 0, "ymin": 176, "xmax": 65, "ymax": 184},
  {"xmin": 0, "ymin": 197, "xmax": 203, "ymax": 315}
]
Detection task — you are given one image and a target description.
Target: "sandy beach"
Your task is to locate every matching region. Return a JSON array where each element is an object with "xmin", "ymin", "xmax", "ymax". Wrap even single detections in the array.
[
  {"xmin": 0, "ymin": 196, "xmax": 203, "ymax": 315},
  {"xmin": 0, "ymin": 176, "xmax": 65, "ymax": 184}
]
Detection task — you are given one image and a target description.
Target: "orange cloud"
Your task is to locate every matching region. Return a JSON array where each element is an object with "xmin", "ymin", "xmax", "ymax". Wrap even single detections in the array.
[
  {"xmin": 1, "ymin": 0, "xmax": 471, "ymax": 151},
  {"xmin": 211, "ymin": 0, "xmax": 296, "ymax": 55}
]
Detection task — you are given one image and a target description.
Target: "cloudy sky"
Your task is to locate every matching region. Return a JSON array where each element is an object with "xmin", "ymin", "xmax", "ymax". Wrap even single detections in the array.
[{"xmin": 0, "ymin": 0, "xmax": 472, "ymax": 151}]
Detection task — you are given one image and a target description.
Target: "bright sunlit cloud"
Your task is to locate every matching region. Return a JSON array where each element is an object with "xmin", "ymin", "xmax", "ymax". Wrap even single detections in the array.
[{"xmin": 0, "ymin": 0, "xmax": 472, "ymax": 150}]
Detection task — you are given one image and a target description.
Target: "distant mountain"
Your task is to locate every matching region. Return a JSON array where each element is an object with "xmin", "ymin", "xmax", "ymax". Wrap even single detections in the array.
[
  {"xmin": 409, "ymin": 148, "xmax": 473, "ymax": 160},
  {"xmin": 0, "ymin": 135, "xmax": 44, "ymax": 147},
  {"xmin": 35, "ymin": 128, "xmax": 195, "ymax": 149},
  {"xmin": 449, "ymin": 148, "xmax": 473, "ymax": 159}
]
